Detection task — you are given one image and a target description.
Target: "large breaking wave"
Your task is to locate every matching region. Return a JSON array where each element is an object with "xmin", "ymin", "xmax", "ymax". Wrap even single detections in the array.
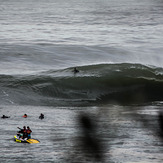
[{"xmin": 1, "ymin": 63, "xmax": 163, "ymax": 106}]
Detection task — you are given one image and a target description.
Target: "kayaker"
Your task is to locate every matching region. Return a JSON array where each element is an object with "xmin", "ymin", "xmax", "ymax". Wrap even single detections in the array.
[
  {"xmin": 23, "ymin": 126, "xmax": 27, "ymax": 138},
  {"xmin": 26, "ymin": 126, "xmax": 32, "ymax": 139},
  {"xmin": 17, "ymin": 126, "xmax": 27, "ymax": 139}
]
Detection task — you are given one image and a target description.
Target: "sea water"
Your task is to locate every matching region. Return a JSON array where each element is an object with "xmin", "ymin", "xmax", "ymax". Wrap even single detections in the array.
[
  {"xmin": 0, "ymin": 105, "xmax": 163, "ymax": 163},
  {"xmin": 0, "ymin": 0, "xmax": 163, "ymax": 162}
]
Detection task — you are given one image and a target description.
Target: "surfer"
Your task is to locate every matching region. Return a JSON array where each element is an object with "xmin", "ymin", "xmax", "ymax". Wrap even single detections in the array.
[
  {"xmin": 1, "ymin": 115, "xmax": 10, "ymax": 118},
  {"xmin": 39, "ymin": 113, "xmax": 44, "ymax": 120},
  {"xmin": 73, "ymin": 67, "xmax": 79, "ymax": 74},
  {"xmin": 22, "ymin": 114, "xmax": 27, "ymax": 118}
]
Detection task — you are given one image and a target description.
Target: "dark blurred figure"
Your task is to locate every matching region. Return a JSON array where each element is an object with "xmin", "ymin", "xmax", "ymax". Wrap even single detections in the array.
[
  {"xmin": 73, "ymin": 67, "xmax": 79, "ymax": 74},
  {"xmin": 39, "ymin": 113, "xmax": 44, "ymax": 120},
  {"xmin": 1, "ymin": 115, "xmax": 10, "ymax": 118},
  {"xmin": 22, "ymin": 114, "xmax": 27, "ymax": 118},
  {"xmin": 17, "ymin": 126, "xmax": 27, "ymax": 139},
  {"xmin": 158, "ymin": 112, "xmax": 163, "ymax": 136},
  {"xmin": 79, "ymin": 113, "xmax": 104, "ymax": 162}
]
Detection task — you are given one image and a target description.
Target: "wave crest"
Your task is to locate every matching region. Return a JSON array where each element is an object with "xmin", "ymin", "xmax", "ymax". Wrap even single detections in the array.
[{"xmin": 1, "ymin": 63, "xmax": 163, "ymax": 106}]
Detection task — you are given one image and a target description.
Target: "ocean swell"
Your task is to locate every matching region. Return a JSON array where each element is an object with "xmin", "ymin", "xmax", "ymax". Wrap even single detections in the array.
[{"xmin": 1, "ymin": 63, "xmax": 163, "ymax": 106}]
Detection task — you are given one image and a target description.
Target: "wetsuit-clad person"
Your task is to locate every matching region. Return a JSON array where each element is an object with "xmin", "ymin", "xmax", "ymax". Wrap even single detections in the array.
[
  {"xmin": 1, "ymin": 115, "xmax": 10, "ymax": 118},
  {"xmin": 39, "ymin": 113, "xmax": 44, "ymax": 120},
  {"xmin": 73, "ymin": 67, "xmax": 79, "ymax": 74}
]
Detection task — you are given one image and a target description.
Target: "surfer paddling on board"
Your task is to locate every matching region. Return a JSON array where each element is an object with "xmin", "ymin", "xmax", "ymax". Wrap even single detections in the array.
[
  {"xmin": 73, "ymin": 67, "xmax": 79, "ymax": 74},
  {"xmin": 1, "ymin": 115, "xmax": 10, "ymax": 118},
  {"xmin": 22, "ymin": 114, "xmax": 27, "ymax": 118}
]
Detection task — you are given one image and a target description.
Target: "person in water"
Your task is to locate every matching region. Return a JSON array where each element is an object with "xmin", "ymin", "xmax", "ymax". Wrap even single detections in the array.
[
  {"xmin": 22, "ymin": 114, "xmax": 27, "ymax": 118},
  {"xmin": 39, "ymin": 113, "xmax": 44, "ymax": 119},
  {"xmin": 26, "ymin": 126, "xmax": 32, "ymax": 139},
  {"xmin": 73, "ymin": 67, "xmax": 79, "ymax": 73},
  {"xmin": 1, "ymin": 115, "xmax": 10, "ymax": 118}
]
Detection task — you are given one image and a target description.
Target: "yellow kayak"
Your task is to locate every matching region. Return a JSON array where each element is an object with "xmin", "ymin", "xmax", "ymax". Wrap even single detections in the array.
[{"xmin": 14, "ymin": 135, "xmax": 40, "ymax": 144}]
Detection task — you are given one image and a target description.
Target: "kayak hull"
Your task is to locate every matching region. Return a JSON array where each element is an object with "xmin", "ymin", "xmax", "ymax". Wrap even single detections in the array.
[
  {"xmin": 14, "ymin": 136, "xmax": 40, "ymax": 144},
  {"xmin": 14, "ymin": 136, "xmax": 28, "ymax": 143}
]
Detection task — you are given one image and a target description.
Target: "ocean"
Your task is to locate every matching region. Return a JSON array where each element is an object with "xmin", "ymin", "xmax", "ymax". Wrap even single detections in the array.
[{"xmin": 0, "ymin": 0, "xmax": 163, "ymax": 162}]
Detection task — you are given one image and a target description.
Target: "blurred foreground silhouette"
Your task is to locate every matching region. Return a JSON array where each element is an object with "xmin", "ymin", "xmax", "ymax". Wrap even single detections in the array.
[
  {"xmin": 65, "ymin": 112, "xmax": 105, "ymax": 163},
  {"xmin": 78, "ymin": 113, "xmax": 104, "ymax": 162},
  {"xmin": 158, "ymin": 112, "xmax": 163, "ymax": 136}
]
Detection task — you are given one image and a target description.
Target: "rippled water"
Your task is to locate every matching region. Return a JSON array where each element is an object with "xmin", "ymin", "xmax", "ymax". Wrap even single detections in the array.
[
  {"xmin": 0, "ymin": 105, "xmax": 163, "ymax": 162},
  {"xmin": 0, "ymin": 0, "xmax": 163, "ymax": 162}
]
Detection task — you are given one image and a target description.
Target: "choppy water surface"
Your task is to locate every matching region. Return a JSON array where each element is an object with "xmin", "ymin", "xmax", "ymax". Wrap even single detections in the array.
[
  {"xmin": 0, "ymin": 0, "xmax": 163, "ymax": 68},
  {"xmin": 0, "ymin": 105, "xmax": 163, "ymax": 163},
  {"xmin": 0, "ymin": 0, "xmax": 163, "ymax": 162}
]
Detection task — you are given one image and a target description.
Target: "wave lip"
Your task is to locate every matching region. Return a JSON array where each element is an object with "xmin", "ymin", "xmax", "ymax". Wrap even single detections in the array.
[{"xmin": 1, "ymin": 63, "xmax": 163, "ymax": 106}]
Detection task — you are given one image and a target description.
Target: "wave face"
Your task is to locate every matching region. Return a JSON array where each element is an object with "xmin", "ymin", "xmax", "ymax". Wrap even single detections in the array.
[{"xmin": 1, "ymin": 63, "xmax": 163, "ymax": 106}]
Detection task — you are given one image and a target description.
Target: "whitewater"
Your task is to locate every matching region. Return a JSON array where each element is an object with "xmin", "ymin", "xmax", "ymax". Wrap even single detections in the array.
[{"xmin": 0, "ymin": 0, "xmax": 163, "ymax": 162}]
